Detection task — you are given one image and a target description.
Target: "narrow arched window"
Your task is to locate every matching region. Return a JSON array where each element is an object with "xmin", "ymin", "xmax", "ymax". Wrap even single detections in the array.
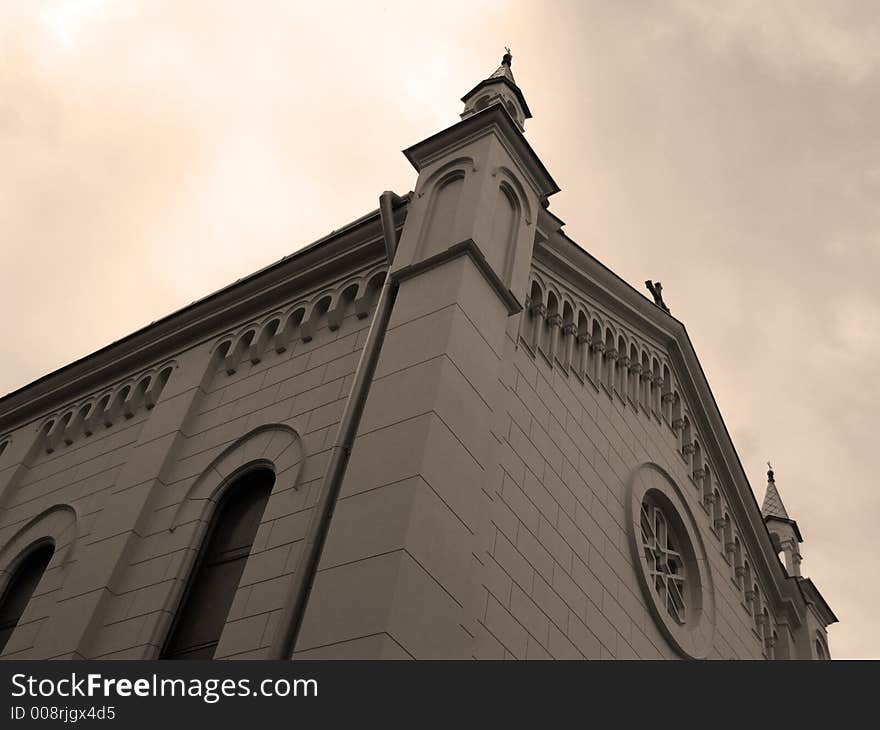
[
  {"xmin": 161, "ymin": 468, "xmax": 274, "ymax": 660},
  {"xmin": 0, "ymin": 543, "xmax": 54, "ymax": 654}
]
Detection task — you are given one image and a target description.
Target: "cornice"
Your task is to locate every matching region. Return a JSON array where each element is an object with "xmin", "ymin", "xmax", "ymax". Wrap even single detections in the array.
[
  {"xmin": 765, "ymin": 514, "xmax": 804, "ymax": 543},
  {"xmin": 402, "ymin": 104, "xmax": 559, "ymax": 199},
  {"xmin": 0, "ymin": 199, "xmax": 409, "ymax": 432},
  {"xmin": 392, "ymin": 239, "xmax": 522, "ymax": 315}
]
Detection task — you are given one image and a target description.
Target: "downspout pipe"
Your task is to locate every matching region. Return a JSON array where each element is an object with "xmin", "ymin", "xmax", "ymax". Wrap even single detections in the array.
[{"xmin": 269, "ymin": 191, "xmax": 404, "ymax": 659}]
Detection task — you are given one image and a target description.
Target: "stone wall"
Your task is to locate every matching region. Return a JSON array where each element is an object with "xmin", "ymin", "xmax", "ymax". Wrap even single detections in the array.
[
  {"xmin": 0, "ymin": 258, "xmax": 384, "ymax": 659},
  {"xmin": 475, "ymin": 269, "xmax": 772, "ymax": 660}
]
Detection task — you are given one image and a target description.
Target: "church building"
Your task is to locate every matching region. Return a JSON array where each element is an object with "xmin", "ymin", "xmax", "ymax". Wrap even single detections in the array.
[{"xmin": 0, "ymin": 53, "xmax": 835, "ymax": 660}]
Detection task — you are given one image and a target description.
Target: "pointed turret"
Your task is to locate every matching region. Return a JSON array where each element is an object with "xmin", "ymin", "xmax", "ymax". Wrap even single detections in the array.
[
  {"xmin": 761, "ymin": 464, "xmax": 790, "ymax": 520},
  {"xmin": 460, "ymin": 49, "xmax": 532, "ymax": 131},
  {"xmin": 761, "ymin": 464, "xmax": 803, "ymax": 577}
]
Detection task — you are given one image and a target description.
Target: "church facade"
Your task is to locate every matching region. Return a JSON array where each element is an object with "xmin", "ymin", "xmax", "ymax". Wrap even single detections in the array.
[{"xmin": 0, "ymin": 54, "xmax": 835, "ymax": 660}]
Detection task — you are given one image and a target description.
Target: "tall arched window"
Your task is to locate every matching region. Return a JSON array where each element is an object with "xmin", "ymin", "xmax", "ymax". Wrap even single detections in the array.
[
  {"xmin": 0, "ymin": 543, "xmax": 54, "ymax": 654},
  {"xmin": 161, "ymin": 468, "xmax": 274, "ymax": 660}
]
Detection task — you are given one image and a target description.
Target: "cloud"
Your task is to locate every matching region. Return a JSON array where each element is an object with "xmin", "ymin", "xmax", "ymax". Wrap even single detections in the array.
[
  {"xmin": 1, "ymin": 0, "xmax": 877, "ymax": 658},
  {"xmin": 672, "ymin": 0, "xmax": 880, "ymax": 84}
]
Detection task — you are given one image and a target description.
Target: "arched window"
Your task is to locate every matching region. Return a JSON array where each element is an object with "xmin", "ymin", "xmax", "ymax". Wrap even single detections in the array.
[
  {"xmin": 0, "ymin": 543, "xmax": 54, "ymax": 654},
  {"xmin": 161, "ymin": 468, "xmax": 274, "ymax": 660}
]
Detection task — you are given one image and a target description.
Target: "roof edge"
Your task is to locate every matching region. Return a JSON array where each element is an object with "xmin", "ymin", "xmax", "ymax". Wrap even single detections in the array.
[
  {"xmin": 0, "ymin": 195, "xmax": 411, "ymax": 431},
  {"xmin": 798, "ymin": 577, "xmax": 839, "ymax": 626}
]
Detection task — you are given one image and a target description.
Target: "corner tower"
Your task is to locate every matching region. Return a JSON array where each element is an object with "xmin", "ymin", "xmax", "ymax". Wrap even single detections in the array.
[
  {"xmin": 761, "ymin": 465, "xmax": 802, "ymax": 577},
  {"xmin": 295, "ymin": 52, "xmax": 558, "ymax": 658}
]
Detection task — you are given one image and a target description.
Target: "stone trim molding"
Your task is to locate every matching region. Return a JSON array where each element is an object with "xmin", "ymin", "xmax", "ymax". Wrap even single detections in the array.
[
  {"xmin": 169, "ymin": 423, "xmax": 306, "ymax": 532},
  {"xmin": 393, "ymin": 239, "xmax": 523, "ymax": 315},
  {"xmin": 0, "ymin": 504, "xmax": 79, "ymax": 589}
]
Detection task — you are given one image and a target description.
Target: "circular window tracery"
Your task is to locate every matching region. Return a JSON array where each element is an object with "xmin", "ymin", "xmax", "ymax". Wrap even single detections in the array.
[
  {"xmin": 640, "ymin": 497, "xmax": 687, "ymax": 625},
  {"xmin": 627, "ymin": 463, "xmax": 716, "ymax": 659}
]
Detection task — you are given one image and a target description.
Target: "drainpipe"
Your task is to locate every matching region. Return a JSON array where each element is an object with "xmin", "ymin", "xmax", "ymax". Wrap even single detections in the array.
[{"xmin": 269, "ymin": 191, "xmax": 404, "ymax": 659}]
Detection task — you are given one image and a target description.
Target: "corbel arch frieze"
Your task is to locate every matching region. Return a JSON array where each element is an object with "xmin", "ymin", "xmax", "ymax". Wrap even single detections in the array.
[{"xmin": 37, "ymin": 363, "xmax": 174, "ymax": 455}]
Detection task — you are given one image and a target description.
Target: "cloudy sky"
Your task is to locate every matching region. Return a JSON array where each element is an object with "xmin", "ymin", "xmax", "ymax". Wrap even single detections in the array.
[{"xmin": 1, "ymin": 1, "xmax": 876, "ymax": 658}]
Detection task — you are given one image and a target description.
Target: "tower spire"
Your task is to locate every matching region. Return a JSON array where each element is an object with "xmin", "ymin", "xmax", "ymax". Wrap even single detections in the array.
[
  {"xmin": 761, "ymin": 461, "xmax": 790, "ymax": 520},
  {"xmin": 460, "ymin": 49, "xmax": 532, "ymax": 131},
  {"xmin": 761, "ymin": 463, "xmax": 803, "ymax": 577}
]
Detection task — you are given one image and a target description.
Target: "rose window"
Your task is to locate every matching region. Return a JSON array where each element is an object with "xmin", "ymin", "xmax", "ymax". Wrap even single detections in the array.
[{"xmin": 640, "ymin": 498, "xmax": 687, "ymax": 625}]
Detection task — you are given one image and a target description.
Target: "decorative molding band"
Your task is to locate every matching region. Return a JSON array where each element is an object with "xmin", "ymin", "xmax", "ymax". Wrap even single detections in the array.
[
  {"xmin": 392, "ymin": 238, "xmax": 523, "ymax": 315},
  {"xmin": 40, "ymin": 363, "xmax": 175, "ymax": 454},
  {"xmin": 213, "ymin": 265, "xmax": 389, "ymax": 376}
]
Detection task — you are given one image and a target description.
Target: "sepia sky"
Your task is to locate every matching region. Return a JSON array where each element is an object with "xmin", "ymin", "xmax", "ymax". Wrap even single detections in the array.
[{"xmin": 1, "ymin": 1, "xmax": 877, "ymax": 658}]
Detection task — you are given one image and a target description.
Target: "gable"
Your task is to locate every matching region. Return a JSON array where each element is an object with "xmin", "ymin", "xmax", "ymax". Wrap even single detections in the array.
[{"xmin": 528, "ymin": 209, "xmax": 810, "ymax": 628}]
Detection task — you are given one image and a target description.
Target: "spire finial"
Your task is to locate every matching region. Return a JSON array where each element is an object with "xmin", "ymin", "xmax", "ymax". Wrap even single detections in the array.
[
  {"xmin": 767, "ymin": 461, "xmax": 775, "ymax": 483},
  {"xmin": 459, "ymin": 49, "xmax": 531, "ymax": 131}
]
